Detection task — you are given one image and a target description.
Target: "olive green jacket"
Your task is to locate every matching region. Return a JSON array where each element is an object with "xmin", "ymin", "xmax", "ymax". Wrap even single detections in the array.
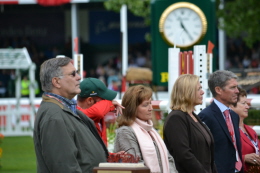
[{"xmin": 33, "ymin": 95, "xmax": 108, "ymax": 173}]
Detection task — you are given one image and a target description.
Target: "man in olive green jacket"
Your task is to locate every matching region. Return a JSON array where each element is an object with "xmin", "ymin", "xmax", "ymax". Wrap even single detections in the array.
[{"xmin": 33, "ymin": 57, "xmax": 108, "ymax": 173}]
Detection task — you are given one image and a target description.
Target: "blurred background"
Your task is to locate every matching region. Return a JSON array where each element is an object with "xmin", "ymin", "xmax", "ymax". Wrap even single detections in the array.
[{"xmin": 1, "ymin": 0, "xmax": 260, "ymax": 172}]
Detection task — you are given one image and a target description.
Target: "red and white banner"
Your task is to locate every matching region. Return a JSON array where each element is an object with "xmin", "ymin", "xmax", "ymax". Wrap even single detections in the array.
[{"xmin": 0, "ymin": 0, "xmax": 90, "ymax": 5}]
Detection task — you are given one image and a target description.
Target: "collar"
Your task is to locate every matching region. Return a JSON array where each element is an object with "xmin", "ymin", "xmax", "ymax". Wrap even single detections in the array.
[
  {"xmin": 44, "ymin": 92, "xmax": 77, "ymax": 114},
  {"xmin": 214, "ymin": 98, "xmax": 230, "ymax": 113}
]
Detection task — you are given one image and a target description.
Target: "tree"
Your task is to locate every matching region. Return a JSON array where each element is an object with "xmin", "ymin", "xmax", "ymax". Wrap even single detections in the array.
[
  {"xmin": 104, "ymin": 0, "xmax": 150, "ymax": 25},
  {"xmin": 217, "ymin": 0, "xmax": 260, "ymax": 48}
]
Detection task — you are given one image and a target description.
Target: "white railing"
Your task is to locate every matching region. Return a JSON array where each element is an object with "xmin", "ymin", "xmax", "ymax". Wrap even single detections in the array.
[
  {"xmin": 0, "ymin": 98, "xmax": 41, "ymax": 136},
  {"xmin": 1, "ymin": 94, "xmax": 260, "ymax": 136}
]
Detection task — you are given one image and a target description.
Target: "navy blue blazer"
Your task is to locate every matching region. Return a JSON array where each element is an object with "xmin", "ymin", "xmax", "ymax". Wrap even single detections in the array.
[{"xmin": 198, "ymin": 101, "xmax": 243, "ymax": 173}]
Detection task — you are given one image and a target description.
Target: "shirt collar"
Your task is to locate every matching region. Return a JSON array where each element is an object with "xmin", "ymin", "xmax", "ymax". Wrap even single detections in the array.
[
  {"xmin": 214, "ymin": 98, "xmax": 230, "ymax": 113},
  {"xmin": 44, "ymin": 92, "xmax": 77, "ymax": 114}
]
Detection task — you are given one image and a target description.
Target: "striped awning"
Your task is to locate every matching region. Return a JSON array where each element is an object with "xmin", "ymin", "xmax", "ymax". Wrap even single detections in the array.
[{"xmin": 0, "ymin": 48, "xmax": 32, "ymax": 69}]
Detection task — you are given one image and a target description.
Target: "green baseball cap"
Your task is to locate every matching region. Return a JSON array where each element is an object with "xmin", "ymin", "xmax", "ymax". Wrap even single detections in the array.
[{"xmin": 78, "ymin": 77, "xmax": 117, "ymax": 100}]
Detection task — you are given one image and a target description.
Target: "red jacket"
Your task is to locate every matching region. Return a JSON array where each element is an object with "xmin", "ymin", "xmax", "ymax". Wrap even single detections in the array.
[
  {"xmin": 240, "ymin": 124, "xmax": 260, "ymax": 172},
  {"xmin": 77, "ymin": 100, "xmax": 115, "ymax": 146}
]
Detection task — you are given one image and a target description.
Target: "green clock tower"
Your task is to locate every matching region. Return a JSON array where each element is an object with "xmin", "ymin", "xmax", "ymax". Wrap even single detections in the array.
[{"xmin": 151, "ymin": 0, "xmax": 217, "ymax": 86}]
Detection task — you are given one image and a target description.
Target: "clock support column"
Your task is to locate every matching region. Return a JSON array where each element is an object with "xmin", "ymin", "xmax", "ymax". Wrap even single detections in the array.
[
  {"xmin": 167, "ymin": 45, "xmax": 212, "ymax": 114},
  {"xmin": 151, "ymin": 0, "xmax": 216, "ymax": 88}
]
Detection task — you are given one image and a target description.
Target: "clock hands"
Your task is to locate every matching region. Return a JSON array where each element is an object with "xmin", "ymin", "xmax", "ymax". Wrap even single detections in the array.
[{"xmin": 179, "ymin": 19, "xmax": 194, "ymax": 42}]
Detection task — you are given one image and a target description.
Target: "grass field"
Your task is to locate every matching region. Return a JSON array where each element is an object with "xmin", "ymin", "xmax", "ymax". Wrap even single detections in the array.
[{"xmin": 1, "ymin": 136, "xmax": 36, "ymax": 173}]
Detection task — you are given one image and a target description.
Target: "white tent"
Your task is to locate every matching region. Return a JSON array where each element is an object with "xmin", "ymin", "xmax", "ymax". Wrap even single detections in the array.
[{"xmin": 0, "ymin": 47, "xmax": 36, "ymax": 129}]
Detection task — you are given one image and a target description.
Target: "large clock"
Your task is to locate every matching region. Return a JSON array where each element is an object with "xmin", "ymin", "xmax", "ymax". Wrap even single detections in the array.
[{"xmin": 159, "ymin": 2, "xmax": 207, "ymax": 49}]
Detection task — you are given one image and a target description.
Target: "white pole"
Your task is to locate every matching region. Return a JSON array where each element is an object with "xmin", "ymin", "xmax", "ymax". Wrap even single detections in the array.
[
  {"xmin": 120, "ymin": 4, "xmax": 128, "ymax": 76},
  {"xmin": 29, "ymin": 63, "xmax": 36, "ymax": 131},
  {"xmin": 168, "ymin": 29, "xmax": 183, "ymax": 112},
  {"xmin": 71, "ymin": 3, "xmax": 79, "ymax": 57},
  {"xmin": 168, "ymin": 48, "xmax": 180, "ymax": 113},
  {"xmin": 193, "ymin": 45, "xmax": 207, "ymax": 114},
  {"xmin": 218, "ymin": 0, "xmax": 225, "ymax": 70}
]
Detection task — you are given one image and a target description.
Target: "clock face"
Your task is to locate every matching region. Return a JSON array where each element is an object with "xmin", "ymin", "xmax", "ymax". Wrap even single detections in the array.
[{"xmin": 159, "ymin": 2, "xmax": 207, "ymax": 48}]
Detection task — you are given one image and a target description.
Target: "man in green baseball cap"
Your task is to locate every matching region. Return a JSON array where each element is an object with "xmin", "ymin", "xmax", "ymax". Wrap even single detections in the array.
[
  {"xmin": 77, "ymin": 77, "xmax": 124, "ymax": 146},
  {"xmin": 78, "ymin": 77, "xmax": 117, "ymax": 100}
]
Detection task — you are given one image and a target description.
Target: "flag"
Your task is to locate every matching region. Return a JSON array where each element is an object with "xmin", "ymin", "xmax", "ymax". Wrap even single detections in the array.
[
  {"xmin": 37, "ymin": 0, "xmax": 70, "ymax": 6},
  {"xmin": 207, "ymin": 40, "xmax": 214, "ymax": 54}
]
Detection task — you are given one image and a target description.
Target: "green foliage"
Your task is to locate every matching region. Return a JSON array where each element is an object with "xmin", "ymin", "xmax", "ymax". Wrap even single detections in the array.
[
  {"xmin": 217, "ymin": 0, "xmax": 260, "ymax": 48},
  {"xmin": 0, "ymin": 133, "xmax": 3, "ymax": 168},
  {"xmin": 107, "ymin": 122, "xmax": 117, "ymax": 144},
  {"xmin": 107, "ymin": 122, "xmax": 117, "ymax": 152},
  {"xmin": 154, "ymin": 111, "xmax": 168, "ymax": 139},
  {"xmin": 244, "ymin": 109, "xmax": 260, "ymax": 125},
  {"xmin": 104, "ymin": 0, "xmax": 151, "ymax": 25},
  {"xmin": 1, "ymin": 136, "xmax": 36, "ymax": 173}
]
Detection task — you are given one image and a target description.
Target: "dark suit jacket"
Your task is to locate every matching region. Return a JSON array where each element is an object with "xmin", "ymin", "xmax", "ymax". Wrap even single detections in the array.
[
  {"xmin": 164, "ymin": 110, "xmax": 217, "ymax": 173},
  {"xmin": 240, "ymin": 124, "xmax": 260, "ymax": 172},
  {"xmin": 198, "ymin": 101, "xmax": 243, "ymax": 173}
]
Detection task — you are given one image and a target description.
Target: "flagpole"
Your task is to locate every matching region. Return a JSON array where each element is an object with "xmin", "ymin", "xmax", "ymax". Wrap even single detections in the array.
[{"xmin": 71, "ymin": 3, "xmax": 79, "ymax": 56}]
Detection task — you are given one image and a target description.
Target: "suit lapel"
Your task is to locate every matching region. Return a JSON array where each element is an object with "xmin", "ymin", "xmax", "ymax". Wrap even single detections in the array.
[
  {"xmin": 189, "ymin": 112, "xmax": 212, "ymax": 147},
  {"xmin": 211, "ymin": 102, "xmax": 234, "ymax": 144},
  {"xmin": 245, "ymin": 125, "xmax": 258, "ymax": 142},
  {"xmin": 242, "ymin": 125, "xmax": 257, "ymax": 150},
  {"xmin": 241, "ymin": 129, "xmax": 255, "ymax": 149}
]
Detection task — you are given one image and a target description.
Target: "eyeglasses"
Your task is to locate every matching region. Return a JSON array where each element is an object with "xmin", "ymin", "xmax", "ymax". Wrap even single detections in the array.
[
  {"xmin": 68, "ymin": 70, "xmax": 80, "ymax": 77},
  {"xmin": 58, "ymin": 70, "xmax": 79, "ymax": 78}
]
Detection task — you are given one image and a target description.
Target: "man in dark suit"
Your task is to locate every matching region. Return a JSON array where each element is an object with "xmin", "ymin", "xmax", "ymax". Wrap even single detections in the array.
[{"xmin": 198, "ymin": 70, "xmax": 243, "ymax": 173}]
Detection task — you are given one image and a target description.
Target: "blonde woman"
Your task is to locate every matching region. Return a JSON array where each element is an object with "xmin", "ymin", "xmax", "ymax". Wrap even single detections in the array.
[{"xmin": 164, "ymin": 74, "xmax": 217, "ymax": 173}]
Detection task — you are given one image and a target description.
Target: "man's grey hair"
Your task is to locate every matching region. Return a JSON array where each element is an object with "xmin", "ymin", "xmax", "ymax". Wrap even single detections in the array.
[
  {"xmin": 40, "ymin": 57, "xmax": 72, "ymax": 92},
  {"xmin": 208, "ymin": 70, "xmax": 238, "ymax": 97}
]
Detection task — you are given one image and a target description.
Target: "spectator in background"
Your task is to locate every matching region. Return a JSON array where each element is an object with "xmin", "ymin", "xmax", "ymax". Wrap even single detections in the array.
[
  {"xmin": 251, "ymin": 48, "xmax": 259, "ymax": 60},
  {"xmin": 34, "ymin": 57, "xmax": 109, "ymax": 172},
  {"xmin": 242, "ymin": 55, "xmax": 251, "ymax": 69},
  {"xmin": 108, "ymin": 80, "xmax": 119, "ymax": 91},
  {"xmin": 135, "ymin": 51, "xmax": 146, "ymax": 67},
  {"xmin": 88, "ymin": 68, "xmax": 98, "ymax": 78},
  {"xmin": 0, "ymin": 81, "xmax": 6, "ymax": 97},
  {"xmin": 77, "ymin": 77, "xmax": 124, "ymax": 146},
  {"xmin": 233, "ymin": 56, "xmax": 244, "ymax": 69},
  {"xmin": 128, "ymin": 53, "xmax": 138, "ymax": 68},
  {"xmin": 107, "ymin": 70, "xmax": 119, "ymax": 89},
  {"xmin": 230, "ymin": 87, "xmax": 260, "ymax": 173},
  {"xmin": 21, "ymin": 75, "xmax": 30, "ymax": 97},
  {"xmin": 96, "ymin": 64, "xmax": 107, "ymax": 85},
  {"xmin": 0, "ymin": 70, "xmax": 10, "ymax": 97},
  {"xmin": 7, "ymin": 70, "xmax": 16, "ymax": 97}
]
